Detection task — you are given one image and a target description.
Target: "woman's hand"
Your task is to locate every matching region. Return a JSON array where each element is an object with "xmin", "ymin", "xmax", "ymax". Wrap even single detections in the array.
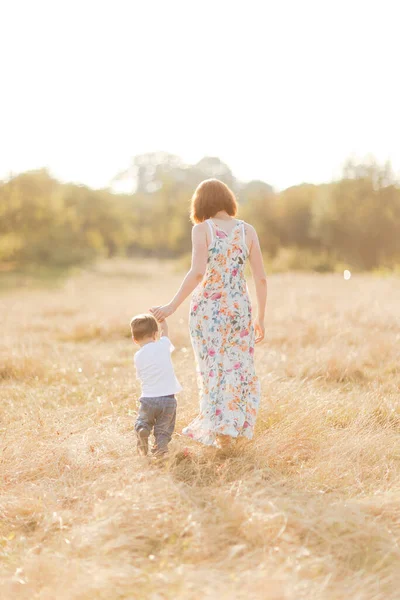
[
  {"xmin": 254, "ymin": 318, "xmax": 265, "ymax": 344},
  {"xmin": 150, "ymin": 303, "xmax": 175, "ymax": 322}
]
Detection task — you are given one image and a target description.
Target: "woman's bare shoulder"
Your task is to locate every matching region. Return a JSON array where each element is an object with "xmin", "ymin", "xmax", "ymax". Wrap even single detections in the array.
[
  {"xmin": 191, "ymin": 222, "xmax": 209, "ymax": 244},
  {"xmin": 192, "ymin": 221, "xmax": 208, "ymax": 231},
  {"xmin": 192, "ymin": 222, "xmax": 209, "ymax": 235},
  {"xmin": 242, "ymin": 222, "xmax": 257, "ymax": 236}
]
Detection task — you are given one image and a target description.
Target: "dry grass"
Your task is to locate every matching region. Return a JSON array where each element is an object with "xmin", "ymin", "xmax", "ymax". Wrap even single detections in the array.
[{"xmin": 1, "ymin": 261, "xmax": 400, "ymax": 600}]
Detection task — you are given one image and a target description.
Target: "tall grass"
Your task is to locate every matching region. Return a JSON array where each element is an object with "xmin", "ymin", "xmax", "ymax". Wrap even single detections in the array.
[{"xmin": 0, "ymin": 261, "xmax": 399, "ymax": 599}]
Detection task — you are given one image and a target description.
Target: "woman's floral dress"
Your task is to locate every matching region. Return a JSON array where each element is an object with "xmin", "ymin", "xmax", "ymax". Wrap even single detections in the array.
[{"xmin": 182, "ymin": 219, "xmax": 260, "ymax": 446}]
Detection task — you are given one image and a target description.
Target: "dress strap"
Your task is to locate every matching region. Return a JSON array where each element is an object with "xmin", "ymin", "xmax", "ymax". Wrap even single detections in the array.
[
  {"xmin": 206, "ymin": 219, "xmax": 214, "ymax": 243},
  {"xmin": 240, "ymin": 220, "xmax": 246, "ymax": 246}
]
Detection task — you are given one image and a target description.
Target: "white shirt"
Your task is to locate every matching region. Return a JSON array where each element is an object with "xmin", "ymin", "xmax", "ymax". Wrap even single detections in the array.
[{"xmin": 134, "ymin": 336, "xmax": 182, "ymax": 398}]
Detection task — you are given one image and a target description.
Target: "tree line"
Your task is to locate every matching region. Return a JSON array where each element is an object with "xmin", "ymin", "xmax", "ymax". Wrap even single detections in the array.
[{"xmin": 0, "ymin": 153, "xmax": 399, "ymax": 272}]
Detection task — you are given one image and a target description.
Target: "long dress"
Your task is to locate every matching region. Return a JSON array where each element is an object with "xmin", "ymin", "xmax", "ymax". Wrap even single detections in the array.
[{"xmin": 182, "ymin": 219, "xmax": 260, "ymax": 446}]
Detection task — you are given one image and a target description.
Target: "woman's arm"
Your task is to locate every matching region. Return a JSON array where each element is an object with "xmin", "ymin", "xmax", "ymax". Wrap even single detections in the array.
[
  {"xmin": 150, "ymin": 223, "xmax": 208, "ymax": 321},
  {"xmin": 247, "ymin": 224, "xmax": 267, "ymax": 343}
]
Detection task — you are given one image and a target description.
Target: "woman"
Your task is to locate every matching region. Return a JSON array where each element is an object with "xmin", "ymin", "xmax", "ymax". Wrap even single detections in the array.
[{"xmin": 151, "ymin": 179, "xmax": 267, "ymax": 448}]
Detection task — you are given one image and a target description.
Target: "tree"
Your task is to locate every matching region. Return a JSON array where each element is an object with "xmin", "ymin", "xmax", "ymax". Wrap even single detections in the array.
[{"xmin": 315, "ymin": 161, "xmax": 400, "ymax": 269}]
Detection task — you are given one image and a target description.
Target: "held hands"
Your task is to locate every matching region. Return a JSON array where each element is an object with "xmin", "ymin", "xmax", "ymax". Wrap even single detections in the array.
[
  {"xmin": 150, "ymin": 304, "xmax": 264, "ymax": 343},
  {"xmin": 150, "ymin": 304, "xmax": 175, "ymax": 322},
  {"xmin": 254, "ymin": 318, "xmax": 265, "ymax": 344}
]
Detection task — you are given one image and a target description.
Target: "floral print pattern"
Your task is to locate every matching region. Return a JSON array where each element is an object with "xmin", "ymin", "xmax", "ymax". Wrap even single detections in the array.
[{"xmin": 182, "ymin": 220, "xmax": 260, "ymax": 446}]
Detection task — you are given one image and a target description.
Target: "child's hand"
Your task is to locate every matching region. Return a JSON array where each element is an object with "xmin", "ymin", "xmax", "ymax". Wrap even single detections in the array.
[{"xmin": 150, "ymin": 304, "xmax": 174, "ymax": 322}]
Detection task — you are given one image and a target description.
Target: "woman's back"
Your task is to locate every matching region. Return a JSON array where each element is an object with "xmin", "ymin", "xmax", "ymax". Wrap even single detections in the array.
[{"xmin": 202, "ymin": 218, "xmax": 249, "ymax": 298}]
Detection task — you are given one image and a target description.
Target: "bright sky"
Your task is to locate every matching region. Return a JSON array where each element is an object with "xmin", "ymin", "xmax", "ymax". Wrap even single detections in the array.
[{"xmin": 1, "ymin": 0, "xmax": 399, "ymax": 191}]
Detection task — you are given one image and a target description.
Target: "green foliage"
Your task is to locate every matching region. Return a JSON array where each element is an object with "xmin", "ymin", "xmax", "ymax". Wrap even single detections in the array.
[
  {"xmin": 0, "ymin": 156, "xmax": 399, "ymax": 272},
  {"xmin": 0, "ymin": 170, "xmax": 133, "ymax": 267},
  {"xmin": 313, "ymin": 162, "xmax": 400, "ymax": 269}
]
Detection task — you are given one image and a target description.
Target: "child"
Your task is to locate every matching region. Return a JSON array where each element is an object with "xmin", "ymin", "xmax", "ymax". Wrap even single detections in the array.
[{"xmin": 130, "ymin": 313, "xmax": 182, "ymax": 456}]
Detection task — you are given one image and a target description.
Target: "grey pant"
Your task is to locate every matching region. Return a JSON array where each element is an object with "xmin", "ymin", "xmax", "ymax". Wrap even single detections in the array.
[{"xmin": 135, "ymin": 395, "xmax": 177, "ymax": 454}]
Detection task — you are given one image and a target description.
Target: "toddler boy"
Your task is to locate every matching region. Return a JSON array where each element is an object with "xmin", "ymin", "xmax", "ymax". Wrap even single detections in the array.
[{"xmin": 130, "ymin": 314, "xmax": 182, "ymax": 456}]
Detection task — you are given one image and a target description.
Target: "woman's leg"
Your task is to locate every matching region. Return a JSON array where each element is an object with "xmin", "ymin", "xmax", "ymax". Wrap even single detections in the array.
[{"xmin": 216, "ymin": 434, "xmax": 232, "ymax": 449}]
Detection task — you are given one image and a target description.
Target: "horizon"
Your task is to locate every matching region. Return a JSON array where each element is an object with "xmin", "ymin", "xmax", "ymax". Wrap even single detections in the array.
[
  {"xmin": 2, "ymin": 152, "xmax": 397, "ymax": 196},
  {"xmin": 1, "ymin": 0, "xmax": 399, "ymax": 191}
]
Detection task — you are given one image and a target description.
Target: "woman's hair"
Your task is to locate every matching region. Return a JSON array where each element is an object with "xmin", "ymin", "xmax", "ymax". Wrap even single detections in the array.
[
  {"xmin": 190, "ymin": 179, "xmax": 238, "ymax": 224},
  {"xmin": 130, "ymin": 313, "xmax": 158, "ymax": 340}
]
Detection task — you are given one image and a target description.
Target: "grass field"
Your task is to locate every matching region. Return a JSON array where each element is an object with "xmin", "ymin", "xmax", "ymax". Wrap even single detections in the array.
[{"xmin": 1, "ymin": 261, "xmax": 400, "ymax": 600}]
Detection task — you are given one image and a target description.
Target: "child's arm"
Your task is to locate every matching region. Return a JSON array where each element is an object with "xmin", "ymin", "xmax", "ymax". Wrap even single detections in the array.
[
  {"xmin": 159, "ymin": 319, "xmax": 174, "ymax": 352},
  {"xmin": 159, "ymin": 319, "xmax": 169, "ymax": 338}
]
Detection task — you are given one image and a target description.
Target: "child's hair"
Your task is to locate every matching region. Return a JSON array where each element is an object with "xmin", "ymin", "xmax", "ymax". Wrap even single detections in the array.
[
  {"xmin": 190, "ymin": 178, "xmax": 238, "ymax": 224},
  {"xmin": 130, "ymin": 313, "xmax": 158, "ymax": 341}
]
